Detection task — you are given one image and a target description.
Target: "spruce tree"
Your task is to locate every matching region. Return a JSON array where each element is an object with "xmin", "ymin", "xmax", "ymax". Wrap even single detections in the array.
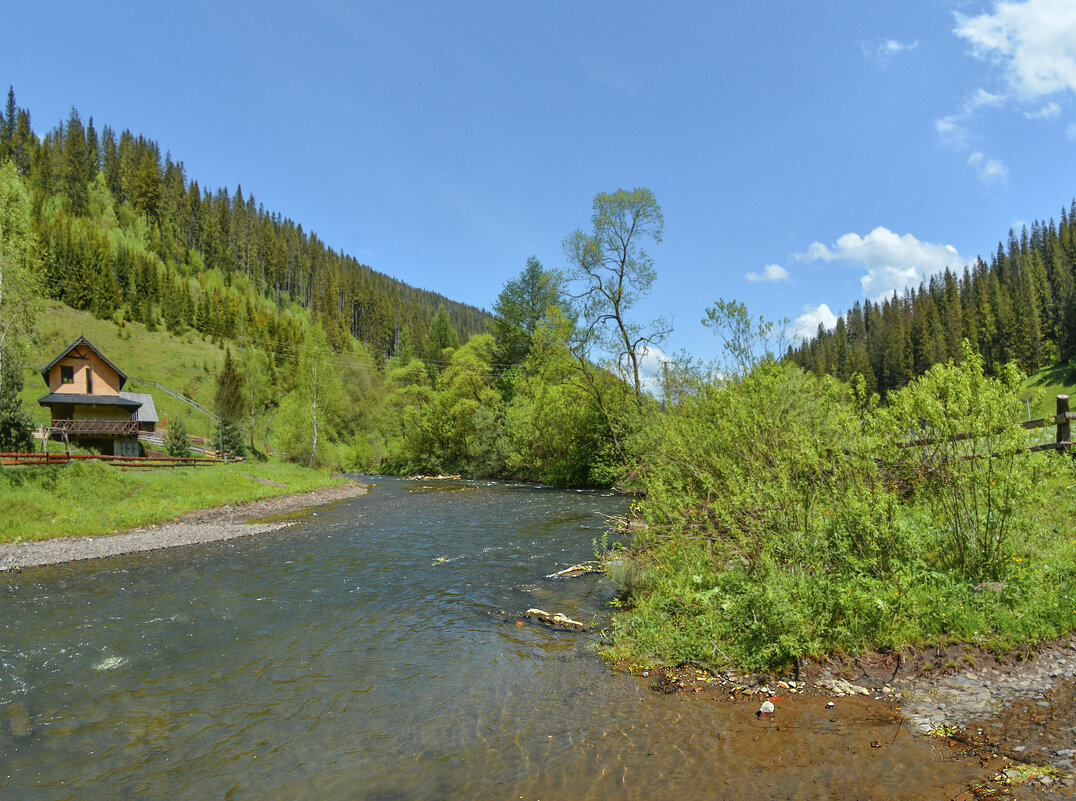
[
  {"xmin": 422, "ymin": 304, "xmax": 459, "ymax": 373},
  {"xmin": 0, "ymin": 86, "xmax": 15, "ymax": 161},
  {"xmin": 214, "ymin": 348, "xmax": 246, "ymax": 459},
  {"xmin": 0, "ymin": 353, "xmax": 33, "ymax": 452}
]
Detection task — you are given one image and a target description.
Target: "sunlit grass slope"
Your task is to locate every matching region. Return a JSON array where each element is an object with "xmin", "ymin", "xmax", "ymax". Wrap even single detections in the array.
[
  {"xmin": 19, "ymin": 304, "xmax": 242, "ymax": 441},
  {"xmin": 0, "ymin": 461, "xmax": 349, "ymax": 543}
]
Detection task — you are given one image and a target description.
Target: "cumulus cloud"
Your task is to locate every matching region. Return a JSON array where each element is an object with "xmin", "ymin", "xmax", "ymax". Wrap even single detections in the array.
[
  {"xmin": 955, "ymin": 0, "xmax": 1076, "ymax": 99},
  {"xmin": 936, "ymin": 2, "xmax": 1076, "ymax": 182},
  {"xmin": 967, "ymin": 151, "xmax": 1009, "ymax": 185},
  {"xmin": 636, "ymin": 344, "xmax": 670, "ymax": 397},
  {"xmin": 798, "ymin": 226, "xmax": 963, "ymax": 301},
  {"xmin": 793, "ymin": 304, "xmax": 839, "ymax": 340},
  {"xmin": 745, "ymin": 263, "xmax": 789, "ymax": 283}
]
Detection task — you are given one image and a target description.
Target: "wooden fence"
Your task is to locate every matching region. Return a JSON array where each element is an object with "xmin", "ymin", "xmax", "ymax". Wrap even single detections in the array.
[
  {"xmin": 0, "ymin": 452, "xmax": 223, "ymax": 468},
  {"xmin": 899, "ymin": 394, "xmax": 1074, "ymax": 453}
]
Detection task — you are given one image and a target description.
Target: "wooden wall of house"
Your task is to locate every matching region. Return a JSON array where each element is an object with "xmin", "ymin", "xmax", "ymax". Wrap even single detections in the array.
[
  {"xmin": 46, "ymin": 351, "xmax": 122, "ymax": 396},
  {"xmin": 70, "ymin": 405, "xmax": 132, "ymax": 422}
]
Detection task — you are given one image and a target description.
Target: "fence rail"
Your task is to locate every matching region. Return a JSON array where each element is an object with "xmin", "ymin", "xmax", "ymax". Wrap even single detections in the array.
[
  {"xmin": 899, "ymin": 394, "xmax": 1073, "ymax": 452},
  {"xmin": 0, "ymin": 452, "xmax": 222, "ymax": 467}
]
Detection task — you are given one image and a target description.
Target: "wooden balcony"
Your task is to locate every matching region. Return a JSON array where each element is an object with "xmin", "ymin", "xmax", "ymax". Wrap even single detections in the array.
[{"xmin": 50, "ymin": 419, "xmax": 139, "ymax": 436}]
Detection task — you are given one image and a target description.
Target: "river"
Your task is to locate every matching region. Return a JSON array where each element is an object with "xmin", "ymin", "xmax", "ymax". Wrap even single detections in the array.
[{"xmin": 1, "ymin": 478, "xmax": 988, "ymax": 800}]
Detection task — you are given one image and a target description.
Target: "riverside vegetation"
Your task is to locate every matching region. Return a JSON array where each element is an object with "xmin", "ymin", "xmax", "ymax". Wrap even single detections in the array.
[
  {"xmin": 0, "ymin": 461, "xmax": 357, "ymax": 543},
  {"xmin": 2, "ymin": 84, "xmax": 1076, "ymax": 672},
  {"xmin": 605, "ymin": 342, "xmax": 1076, "ymax": 672}
]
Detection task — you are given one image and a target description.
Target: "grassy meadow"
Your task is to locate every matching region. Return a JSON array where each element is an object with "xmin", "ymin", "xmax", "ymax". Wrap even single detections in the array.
[
  {"xmin": 18, "ymin": 303, "xmax": 238, "ymax": 443},
  {"xmin": 0, "ymin": 460, "xmax": 349, "ymax": 543},
  {"xmin": 1024, "ymin": 362, "xmax": 1076, "ymax": 419}
]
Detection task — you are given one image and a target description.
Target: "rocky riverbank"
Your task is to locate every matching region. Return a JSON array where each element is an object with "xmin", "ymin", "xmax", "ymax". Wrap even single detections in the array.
[
  {"xmin": 0, "ymin": 480, "xmax": 369, "ymax": 572},
  {"xmin": 642, "ymin": 639, "xmax": 1076, "ymax": 799}
]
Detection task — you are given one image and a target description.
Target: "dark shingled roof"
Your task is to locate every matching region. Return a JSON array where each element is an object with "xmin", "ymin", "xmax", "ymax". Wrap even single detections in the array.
[
  {"xmin": 39, "ymin": 335, "xmax": 129, "ymax": 390},
  {"xmin": 37, "ymin": 393, "xmax": 142, "ymax": 409}
]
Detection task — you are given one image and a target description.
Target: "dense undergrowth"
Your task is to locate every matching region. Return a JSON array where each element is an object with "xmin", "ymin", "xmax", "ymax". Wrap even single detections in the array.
[{"xmin": 602, "ymin": 346, "xmax": 1076, "ymax": 672}]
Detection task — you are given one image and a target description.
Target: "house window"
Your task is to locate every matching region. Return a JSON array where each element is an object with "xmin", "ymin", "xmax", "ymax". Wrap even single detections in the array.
[
  {"xmin": 60, "ymin": 365, "xmax": 74, "ymax": 384},
  {"xmin": 86, "ymin": 370, "xmax": 93, "ymax": 394}
]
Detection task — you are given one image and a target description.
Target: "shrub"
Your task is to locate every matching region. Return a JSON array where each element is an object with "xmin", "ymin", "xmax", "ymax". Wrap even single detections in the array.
[
  {"xmin": 878, "ymin": 343, "xmax": 1044, "ymax": 581},
  {"xmin": 164, "ymin": 417, "xmax": 190, "ymax": 457}
]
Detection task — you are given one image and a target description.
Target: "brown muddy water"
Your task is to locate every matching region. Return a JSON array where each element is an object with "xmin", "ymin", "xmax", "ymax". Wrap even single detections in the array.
[{"xmin": 0, "ymin": 478, "xmax": 991, "ymax": 800}]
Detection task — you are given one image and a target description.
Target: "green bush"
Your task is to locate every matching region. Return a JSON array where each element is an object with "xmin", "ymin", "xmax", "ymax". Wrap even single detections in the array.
[
  {"xmin": 606, "ymin": 344, "xmax": 1070, "ymax": 673},
  {"xmin": 877, "ymin": 343, "xmax": 1044, "ymax": 581}
]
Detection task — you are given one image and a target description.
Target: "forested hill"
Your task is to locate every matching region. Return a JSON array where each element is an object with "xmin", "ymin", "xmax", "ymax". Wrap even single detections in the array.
[
  {"xmin": 789, "ymin": 202, "xmax": 1076, "ymax": 396},
  {"xmin": 0, "ymin": 87, "xmax": 489, "ymax": 353}
]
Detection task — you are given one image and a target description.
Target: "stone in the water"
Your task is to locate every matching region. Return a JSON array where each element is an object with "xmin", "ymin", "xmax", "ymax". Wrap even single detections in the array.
[{"xmin": 7, "ymin": 702, "xmax": 31, "ymax": 738}]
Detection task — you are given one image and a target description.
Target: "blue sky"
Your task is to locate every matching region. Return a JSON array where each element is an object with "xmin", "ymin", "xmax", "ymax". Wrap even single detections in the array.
[{"xmin": 4, "ymin": 1, "xmax": 1076, "ymax": 371}]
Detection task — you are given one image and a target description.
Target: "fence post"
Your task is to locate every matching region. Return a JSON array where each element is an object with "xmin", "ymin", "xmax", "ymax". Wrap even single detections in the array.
[{"xmin": 1058, "ymin": 395, "xmax": 1070, "ymax": 450}]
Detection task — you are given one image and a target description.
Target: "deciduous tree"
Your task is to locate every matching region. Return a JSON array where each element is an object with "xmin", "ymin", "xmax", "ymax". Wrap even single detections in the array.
[{"xmin": 563, "ymin": 187, "xmax": 669, "ymax": 403}]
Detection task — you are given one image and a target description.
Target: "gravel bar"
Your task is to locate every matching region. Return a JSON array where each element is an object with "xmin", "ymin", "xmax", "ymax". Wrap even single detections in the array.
[{"xmin": 0, "ymin": 481, "xmax": 369, "ymax": 571}]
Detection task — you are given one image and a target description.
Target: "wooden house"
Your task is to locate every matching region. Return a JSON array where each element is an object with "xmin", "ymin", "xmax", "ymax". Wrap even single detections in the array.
[{"xmin": 37, "ymin": 336, "xmax": 146, "ymax": 456}]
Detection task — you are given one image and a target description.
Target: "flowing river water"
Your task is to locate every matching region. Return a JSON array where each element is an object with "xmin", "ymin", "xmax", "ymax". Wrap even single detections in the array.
[{"xmin": 1, "ymin": 478, "xmax": 992, "ymax": 800}]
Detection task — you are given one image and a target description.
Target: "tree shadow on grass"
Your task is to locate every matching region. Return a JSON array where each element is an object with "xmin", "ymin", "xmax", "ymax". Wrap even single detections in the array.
[{"xmin": 1028, "ymin": 361, "xmax": 1076, "ymax": 390}]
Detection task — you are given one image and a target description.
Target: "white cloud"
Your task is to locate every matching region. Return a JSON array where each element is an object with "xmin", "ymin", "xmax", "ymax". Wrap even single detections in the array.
[
  {"xmin": 955, "ymin": 0, "xmax": 1076, "ymax": 99},
  {"xmin": 636, "ymin": 344, "xmax": 670, "ymax": 396},
  {"xmin": 1025, "ymin": 100, "xmax": 1062, "ymax": 118},
  {"xmin": 793, "ymin": 304, "xmax": 839, "ymax": 339},
  {"xmin": 967, "ymin": 151, "xmax": 1009, "ymax": 184},
  {"xmin": 934, "ymin": 88, "xmax": 1005, "ymax": 148},
  {"xmin": 966, "ymin": 87, "xmax": 1006, "ymax": 111},
  {"xmin": 860, "ymin": 38, "xmax": 920, "ymax": 65},
  {"xmin": 935, "ymin": 115, "xmax": 973, "ymax": 149},
  {"xmin": 745, "ymin": 263, "xmax": 789, "ymax": 283},
  {"xmin": 798, "ymin": 226, "xmax": 964, "ymax": 301}
]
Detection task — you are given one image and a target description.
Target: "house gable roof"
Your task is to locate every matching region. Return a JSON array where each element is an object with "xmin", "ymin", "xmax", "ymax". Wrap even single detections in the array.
[{"xmin": 40, "ymin": 336, "xmax": 129, "ymax": 390}]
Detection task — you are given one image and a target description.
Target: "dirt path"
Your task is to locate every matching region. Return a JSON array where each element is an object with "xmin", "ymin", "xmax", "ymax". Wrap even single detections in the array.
[{"xmin": 0, "ymin": 480, "xmax": 368, "ymax": 572}]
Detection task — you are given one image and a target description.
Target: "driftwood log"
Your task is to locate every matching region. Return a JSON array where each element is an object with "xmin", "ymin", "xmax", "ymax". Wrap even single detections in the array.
[{"xmin": 525, "ymin": 608, "xmax": 586, "ymax": 630}]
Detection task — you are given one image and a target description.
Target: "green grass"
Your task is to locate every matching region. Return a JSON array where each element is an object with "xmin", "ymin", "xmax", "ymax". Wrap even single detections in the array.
[
  {"xmin": 1023, "ymin": 362, "xmax": 1076, "ymax": 419},
  {"xmin": 0, "ymin": 460, "xmax": 350, "ymax": 543},
  {"xmin": 18, "ymin": 303, "xmax": 236, "ymax": 442}
]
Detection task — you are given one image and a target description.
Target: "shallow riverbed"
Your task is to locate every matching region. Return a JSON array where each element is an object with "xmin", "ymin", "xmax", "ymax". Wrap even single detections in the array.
[{"xmin": 0, "ymin": 478, "xmax": 993, "ymax": 800}]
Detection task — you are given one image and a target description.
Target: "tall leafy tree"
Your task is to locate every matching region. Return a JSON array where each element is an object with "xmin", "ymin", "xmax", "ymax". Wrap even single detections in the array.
[
  {"xmin": 488, "ymin": 256, "xmax": 564, "ymax": 368},
  {"xmin": 563, "ymin": 187, "xmax": 669, "ymax": 403},
  {"xmin": 278, "ymin": 323, "xmax": 343, "ymax": 467},
  {"xmin": 240, "ymin": 345, "xmax": 273, "ymax": 453}
]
